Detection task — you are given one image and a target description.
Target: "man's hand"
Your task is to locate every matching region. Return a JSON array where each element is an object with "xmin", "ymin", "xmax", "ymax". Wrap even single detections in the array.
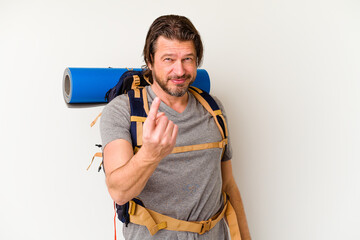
[
  {"xmin": 104, "ymin": 97, "xmax": 178, "ymax": 204},
  {"xmin": 141, "ymin": 97, "xmax": 178, "ymax": 162}
]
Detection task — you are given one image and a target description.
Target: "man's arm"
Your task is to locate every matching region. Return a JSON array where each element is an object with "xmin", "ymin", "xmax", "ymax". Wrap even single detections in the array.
[
  {"xmin": 103, "ymin": 97, "xmax": 178, "ymax": 205},
  {"xmin": 221, "ymin": 160, "xmax": 251, "ymax": 240}
]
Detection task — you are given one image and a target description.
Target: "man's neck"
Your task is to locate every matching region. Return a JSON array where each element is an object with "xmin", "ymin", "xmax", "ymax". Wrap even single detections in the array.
[{"xmin": 150, "ymin": 84, "xmax": 189, "ymax": 113}]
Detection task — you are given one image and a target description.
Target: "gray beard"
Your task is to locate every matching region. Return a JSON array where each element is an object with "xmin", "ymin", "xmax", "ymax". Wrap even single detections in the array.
[{"xmin": 154, "ymin": 75, "xmax": 194, "ymax": 97}]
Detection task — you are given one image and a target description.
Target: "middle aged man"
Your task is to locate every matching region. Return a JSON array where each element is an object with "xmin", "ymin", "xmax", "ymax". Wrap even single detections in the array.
[{"xmin": 100, "ymin": 15, "xmax": 251, "ymax": 239}]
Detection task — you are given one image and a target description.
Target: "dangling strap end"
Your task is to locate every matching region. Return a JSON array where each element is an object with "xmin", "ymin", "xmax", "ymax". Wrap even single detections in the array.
[
  {"xmin": 90, "ymin": 112, "xmax": 102, "ymax": 127},
  {"xmin": 97, "ymin": 162, "xmax": 103, "ymax": 172},
  {"xmin": 87, "ymin": 152, "xmax": 103, "ymax": 170},
  {"xmin": 149, "ymin": 222, "xmax": 167, "ymax": 236},
  {"xmin": 113, "ymin": 201, "xmax": 117, "ymax": 240}
]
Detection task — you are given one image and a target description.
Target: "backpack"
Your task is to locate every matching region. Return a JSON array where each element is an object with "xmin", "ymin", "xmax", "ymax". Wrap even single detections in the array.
[
  {"xmin": 88, "ymin": 69, "xmax": 234, "ymax": 237},
  {"xmin": 105, "ymin": 69, "xmax": 151, "ymax": 102},
  {"xmin": 87, "ymin": 70, "xmax": 150, "ymax": 171}
]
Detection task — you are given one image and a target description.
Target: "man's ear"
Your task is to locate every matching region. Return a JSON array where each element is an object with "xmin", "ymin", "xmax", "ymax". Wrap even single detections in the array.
[{"xmin": 147, "ymin": 54, "xmax": 154, "ymax": 70}]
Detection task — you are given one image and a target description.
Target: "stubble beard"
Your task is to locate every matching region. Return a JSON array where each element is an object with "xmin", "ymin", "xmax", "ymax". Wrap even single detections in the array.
[{"xmin": 153, "ymin": 72, "xmax": 195, "ymax": 97}]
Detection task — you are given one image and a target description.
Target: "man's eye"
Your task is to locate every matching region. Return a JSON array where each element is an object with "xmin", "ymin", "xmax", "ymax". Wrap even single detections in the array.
[{"xmin": 164, "ymin": 58, "xmax": 173, "ymax": 62}]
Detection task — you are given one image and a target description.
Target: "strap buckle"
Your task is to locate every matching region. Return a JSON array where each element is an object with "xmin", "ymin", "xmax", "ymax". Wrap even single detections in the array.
[
  {"xmin": 199, "ymin": 219, "xmax": 212, "ymax": 235},
  {"xmin": 220, "ymin": 139, "xmax": 226, "ymax": 148}
]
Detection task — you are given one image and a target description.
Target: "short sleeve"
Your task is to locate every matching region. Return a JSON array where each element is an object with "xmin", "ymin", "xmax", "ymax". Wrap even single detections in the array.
[
  {"xmin": 212, "ymin": 96, "xmax": 233, "ymax": 162},
  {"xmin": 99, "ymin": 94, "xmax": 132, "ymax": 150}
]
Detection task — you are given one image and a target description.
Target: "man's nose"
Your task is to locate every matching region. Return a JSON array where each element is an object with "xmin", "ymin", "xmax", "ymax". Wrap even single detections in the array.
[{"xmin": 173, "ymin": 60, "xmax": 185, "ymax": 77}]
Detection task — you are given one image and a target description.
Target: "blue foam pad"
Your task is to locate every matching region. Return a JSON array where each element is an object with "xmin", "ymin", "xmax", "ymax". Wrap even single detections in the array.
[{"xmin": 63, "ymin": 68, "xmax": 211, "ymax": 103}]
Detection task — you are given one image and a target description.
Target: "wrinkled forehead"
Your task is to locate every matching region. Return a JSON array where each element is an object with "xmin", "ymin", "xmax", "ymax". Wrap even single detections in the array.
[{"xmin": 152, "ymin": 36, "xmax": 196, "ymax": 57}]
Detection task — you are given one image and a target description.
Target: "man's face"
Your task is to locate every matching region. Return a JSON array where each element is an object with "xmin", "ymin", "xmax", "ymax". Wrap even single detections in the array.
[{"xmin": 149, "ymin": 36, "xmax": 197, "ymax": 97}]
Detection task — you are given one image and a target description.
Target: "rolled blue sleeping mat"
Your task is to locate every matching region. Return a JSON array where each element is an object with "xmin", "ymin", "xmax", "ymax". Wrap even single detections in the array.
[{"xmin": 63, "ymin": 68, "xmax": 211, "ymax": 103}]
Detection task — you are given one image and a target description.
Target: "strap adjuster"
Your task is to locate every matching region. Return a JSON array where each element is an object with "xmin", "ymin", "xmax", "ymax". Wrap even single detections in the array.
[
  {"xmin": 133, "ymin": 75, "xmax": 141, "ymax": 86},
  {"xmin": 217, "ymin": 138, "xmax": 227, "ymax": 149},
  {"xmin": 199, "ymin": 220, "xmax": 212, "ymax": 235},
  {"xmin": 128, "ymin": 201, "xmax": 136, "ymax": 215}
]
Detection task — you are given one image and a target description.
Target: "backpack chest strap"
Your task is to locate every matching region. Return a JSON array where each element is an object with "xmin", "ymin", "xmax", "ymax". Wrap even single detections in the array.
[{"xmin": 133, "ymin": 139, "xmax": 228, "ymax": 154}]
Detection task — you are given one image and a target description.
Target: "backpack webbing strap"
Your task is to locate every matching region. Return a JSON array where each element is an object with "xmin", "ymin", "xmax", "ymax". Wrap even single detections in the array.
[
  {"xmin": 188, "ymin": 87, "xmax": 228, "ymax": 140},
  {"xmin": 90, "ymin": 112, "xmax": 102, "ymax": 127},
  {"xmin": 171, "ymin": 139, "xmax": 228, "ymax": 154},
  {"xmin": 226, "ymin": 199, "xmax": 242, "ymax": 240},
  {"xmin": 128, "ymin": 88, "xmax": 148, "ymax": 149},
  {"xmin": 133, "ymin": 139, "xmax": 228, "ymax": 154},
  {"xmin": 130, "ymin": 116, "xmax": 147, "ymax": 122},
  {"xmin": 141, "ymin": 87, "xmax": 150, "ymax": 115},
  {"xmin": 87, "ymin": 152, "xmax": 103, "ymax": 170},
  {"xmin": 127, "ymin": 193, "xmax": 241, "ymax": 239}
]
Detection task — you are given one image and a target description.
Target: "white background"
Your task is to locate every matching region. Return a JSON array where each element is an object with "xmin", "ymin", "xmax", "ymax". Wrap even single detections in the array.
[{"xmin": 1, "ymin": 0, "xmax": 359, "ymax": 239}]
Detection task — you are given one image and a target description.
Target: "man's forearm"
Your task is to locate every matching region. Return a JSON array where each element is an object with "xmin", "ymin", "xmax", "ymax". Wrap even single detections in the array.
[{"xmin": 106, "ymin": 148, "xmax": 161, "ymax": 205}]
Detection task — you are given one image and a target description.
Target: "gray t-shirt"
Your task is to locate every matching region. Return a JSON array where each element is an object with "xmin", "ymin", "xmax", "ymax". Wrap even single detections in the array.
[{"xmin": 100, "ymin": 86, "xmax": 232, "ymax": 240}]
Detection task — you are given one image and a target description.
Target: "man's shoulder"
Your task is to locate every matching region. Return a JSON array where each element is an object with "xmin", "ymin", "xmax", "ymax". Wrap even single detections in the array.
[
  {"xmin": 103, "ymin": 94, "xmax": 129, "ymax": 112},
  {"xmin": 101, "ymin": 94, "xmax": 130, "ymax": 124}
]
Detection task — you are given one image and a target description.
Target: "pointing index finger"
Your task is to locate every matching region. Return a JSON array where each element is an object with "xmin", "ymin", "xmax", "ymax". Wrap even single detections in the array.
[{"xmin": 148, "ymin": 97, "xmax": 161, "ymax": 121}]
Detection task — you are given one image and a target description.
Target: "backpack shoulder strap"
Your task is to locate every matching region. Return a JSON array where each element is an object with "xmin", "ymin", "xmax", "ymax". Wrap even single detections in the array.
[
  {"xmin": 188, "ymin": 86, "xmax": 228, "ymax": 140},
  {"xmin": 127, "ymin": 87, "xmax": 149, "ymax": 150}
]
